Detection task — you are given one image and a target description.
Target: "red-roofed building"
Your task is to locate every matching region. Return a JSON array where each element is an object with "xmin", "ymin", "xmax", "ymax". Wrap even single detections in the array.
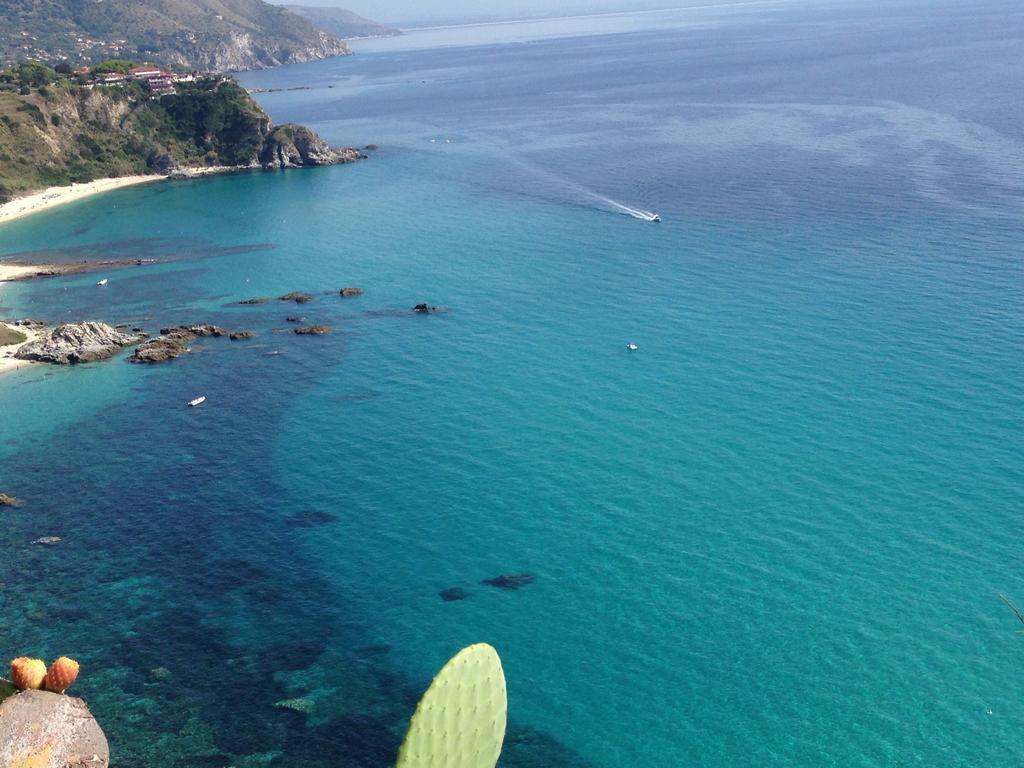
[{"xmin": 128, "ymin": 65, "xmax": 164, "ymax": 79}]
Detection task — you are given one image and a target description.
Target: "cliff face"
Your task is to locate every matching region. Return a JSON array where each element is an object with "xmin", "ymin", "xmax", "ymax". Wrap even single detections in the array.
[
  {"xmin": 0, "ymin": 0, "xmax": 352, "ymax": 72},
  {"xmin": 0, "ymin": 77, "xmax": 362, "ymax": 200},
  {"xmin": 261, "ymin": 124, "xmax": 362, "ymax": 168}
]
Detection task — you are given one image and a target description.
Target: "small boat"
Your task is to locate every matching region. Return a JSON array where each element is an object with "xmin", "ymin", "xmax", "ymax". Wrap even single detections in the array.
[
  {"xmin": 187, "ymin": 396, "xmax": 206, "ymax": 407},
  {"xmin": 627, "ymin": 343, "xmax": 638, "ymax": 351},
  {"xmin": 650, "ymin": 213, "xmax": 661, "ymax": 223},
  {"xmin": 96, "ymin": 278, "xmax": 108, "ymax": 286}
]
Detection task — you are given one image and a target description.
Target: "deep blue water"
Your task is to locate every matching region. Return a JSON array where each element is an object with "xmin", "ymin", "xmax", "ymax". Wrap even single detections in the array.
[{"xmin": 2, "ymin": 2, "xmax": 1023, "ymax": 766}]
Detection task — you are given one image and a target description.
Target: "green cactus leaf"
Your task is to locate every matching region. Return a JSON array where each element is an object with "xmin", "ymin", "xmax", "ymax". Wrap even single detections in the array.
[{"xmin": 396, "ymin": 643, "xmax": 507, "ymax": 768}]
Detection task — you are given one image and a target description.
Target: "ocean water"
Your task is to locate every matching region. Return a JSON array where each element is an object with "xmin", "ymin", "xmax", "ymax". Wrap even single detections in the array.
[{"xmin": 2, "ymin": 1, "xmax": 1024, "ymax": 766}]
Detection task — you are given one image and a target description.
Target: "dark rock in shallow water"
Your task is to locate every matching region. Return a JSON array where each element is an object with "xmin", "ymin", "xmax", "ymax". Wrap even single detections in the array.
[
  {"xmin": 131, "ymin": 324, "xmax": 232, "ymax": 363},
  {"xmin": 229, "ymin": 330, "xmax": 256, "ymax": 340},
  {"xmin": 365, "ymin": 144, "xmax": 379, "ymax": 151},
  {"xmin": 15, "ymin": 322, "xmax": 145, "ymax": 364},
  {"xmin": 294, "ymin": 325, "xmax": 331, "ymax": 335},
  {"xmin": 160, "ymin": 324, "xmax": 227, "ymax": 338},
  {"xmin": 412, "ymin": 303, "xmax": 447, "ymax": 314},
  {"xmin": 440, "ymin": 587, "xmax": 469, "ymax": 602},
  {"xmin": 285, "ymin": 316, "xmax": 306, "ymax": 323},
  {"xmin": 0, "ymin": 493, "xmax": 23, "ymax": 508},
  {"xmin": 239, "ymin": 297, "xmax": 268, "ymax": 305},
  {"xmin": 340, "ymin": 287, "xmax": 363, "ymax": 297},
  {"xmin": 279, "ymin": 291, "xmax": 314, "ymax": 304},
  {"xmin": 482, "ymin": 573, "xmax": 535, "ymax": 590}
]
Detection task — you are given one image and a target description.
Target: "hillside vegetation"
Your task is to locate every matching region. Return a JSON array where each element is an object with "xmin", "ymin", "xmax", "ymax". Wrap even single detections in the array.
[
  {"xmin": 0, "ymin": 62, "xmax": 360, "ymax": 202},
  {"xmin": 0, "ymin": 0, "xmax": 352, "ymax": 71}
]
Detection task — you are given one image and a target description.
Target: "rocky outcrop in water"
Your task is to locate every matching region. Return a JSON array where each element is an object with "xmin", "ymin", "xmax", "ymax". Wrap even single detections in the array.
[
  {"xmin": 340, "ymin": 287, "xmax": 363, "ymax": 297},
  {"xmin": 294, "ymin": 325, "xmax": 331, "ymax": 335},
  {"xmin": 229, "ymin": 330, "xmax": 256, "ymax": 340},
  {"xmin": 279, "ymin": 292, "xmax": 314, "ymax": 304},
  {"xmin": 130, "ymin": 324, "xmax": 229, "ymax": 364},
  {"xmin": 0, "ymin": 493, "xmax": 23, "ymax": 507},
  {"xmin": 0, "ymin": 688, "xmax": 109, "ymax": 768},
  {"xmin": 413, "ymin": 303, "xmax": 447, "ymax": 314},
  {"xmin": 261, "ymin": 126, "xmax": 364, "ymax": 169},
  {"xmin": 15, "ymin": 322, "xmax": 145, "ymax": 365},
  {"xmin": 239, "ymin": 298, "xmax": 268, "ymax": 305}
]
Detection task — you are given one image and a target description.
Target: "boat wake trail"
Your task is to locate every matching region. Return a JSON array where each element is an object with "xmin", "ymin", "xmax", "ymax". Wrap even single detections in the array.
[
  {"xmin": 594, "ymin": 197, "xmax": 661, "ymax": 221},
  {"xmin": 502, "ymin": 156, "xmax": 660, "ymax": 222}
]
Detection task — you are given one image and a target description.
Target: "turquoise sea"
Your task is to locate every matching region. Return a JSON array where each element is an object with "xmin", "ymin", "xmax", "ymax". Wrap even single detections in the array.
[{"xmin": 2, "ymin": 1, "xmax": 1024, "ymax": 766}]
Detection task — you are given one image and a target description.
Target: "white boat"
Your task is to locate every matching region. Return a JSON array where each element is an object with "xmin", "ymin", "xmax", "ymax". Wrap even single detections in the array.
[
  {"xmin": 96, "ymin": 278, "xmax": 108, "ymax": 286},
  {"xmin": 650, "ymin": 213, "xmax": 661, "ymax": 223},
  {"xmin": 188, "ymin": 396, "xmax": 206, "ymax": 407},
  {"xmin": 627, "ymin": 343, "xmax": 638, "ymax": 351}
]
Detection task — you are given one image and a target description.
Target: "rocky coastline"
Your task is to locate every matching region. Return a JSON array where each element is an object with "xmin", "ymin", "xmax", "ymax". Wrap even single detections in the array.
[{"xmin": 1, "ymin": 291, "xmax": 448, "ymax": 378}]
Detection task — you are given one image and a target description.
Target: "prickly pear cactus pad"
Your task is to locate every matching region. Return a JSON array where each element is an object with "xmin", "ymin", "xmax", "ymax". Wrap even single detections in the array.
[{"xmin": 396, "ymin": 643, "xmax": 507, "ymax": 768}]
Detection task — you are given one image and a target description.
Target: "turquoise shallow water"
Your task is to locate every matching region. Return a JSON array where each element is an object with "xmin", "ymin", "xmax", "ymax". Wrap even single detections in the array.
[{"xmin": 3, "ymin": 2, "xmax": 1024, "ymax": 766}]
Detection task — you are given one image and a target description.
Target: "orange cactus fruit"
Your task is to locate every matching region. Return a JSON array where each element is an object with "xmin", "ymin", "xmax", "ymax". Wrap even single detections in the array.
[
  {"xmin": 44, "ymin": 657, "xmax": 80, "ymax": 694},
  {"xmin": 10, "ymin": 657, "xmax": 47, "ymax": 690}
]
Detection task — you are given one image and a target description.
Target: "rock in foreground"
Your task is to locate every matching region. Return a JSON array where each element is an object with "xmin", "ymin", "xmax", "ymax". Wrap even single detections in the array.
[
  {"xmin": 0, "ymin": 688, "xmax": 109, "ymax": 768},
  {"xmin": 15, "ymin": 322, "xmax": 145, "ymax": 365}
]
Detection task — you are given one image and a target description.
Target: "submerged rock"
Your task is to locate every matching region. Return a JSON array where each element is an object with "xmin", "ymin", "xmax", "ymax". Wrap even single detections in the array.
[
  {"xmin": 274, "ymin": 697, "xmax": 314, "ymax": 714},
  {"xmin": 148, "ymin": 666, "xmax": 172, "ymax": 682},
  {"xmin": 279, "ymin": 292, "xmax": 314, "ymax": 304},
  {"xmin": 0, "ymin": 689, "xmax": 109, "ymax": 768},
  {"xmin": 294, "ymin": 325, "xmax": 331, "ymax": 335},
  {"xmin": 285, "ymin": 316, "xmax": 306, "ymax": 323},
  {"xmin": 482, "ymin": 573, "xmax": 535, "ymax": 590},
  {"xmin": 439, "ymin": 587, "xmax": 469, "ymax": 602},
  {"xmin": 239, "ymin": 297, "xmax": 268, "ymax": 305},
  {"xmin": 229, "ymin": 330, "xmax": 256, "ymax": 340},
  {"xmin": 339, "ymin": 287, "xmax": 363, "ymax": 297},
  {"xmin": 15, "ymin": 322, "xmax": 145, "ymax": 365}
]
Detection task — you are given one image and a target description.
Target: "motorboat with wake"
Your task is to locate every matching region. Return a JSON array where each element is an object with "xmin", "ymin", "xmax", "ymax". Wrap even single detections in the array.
[{"xmin": 188, "ymin": 396, "xmax": 206, "ymax": 407}]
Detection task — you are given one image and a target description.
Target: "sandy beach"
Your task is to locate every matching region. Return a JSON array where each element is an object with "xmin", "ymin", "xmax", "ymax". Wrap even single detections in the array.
[
  {"xmin": 0, "ymin": 264, "xmax": 42, "ymax": 282},
  {"xmin": 0, "ymin": 175, "xmax": 164, "ymax": 228},
  {"xmin": 0, "ymin": 323, "xmax": 41, "ymax": 377}
]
